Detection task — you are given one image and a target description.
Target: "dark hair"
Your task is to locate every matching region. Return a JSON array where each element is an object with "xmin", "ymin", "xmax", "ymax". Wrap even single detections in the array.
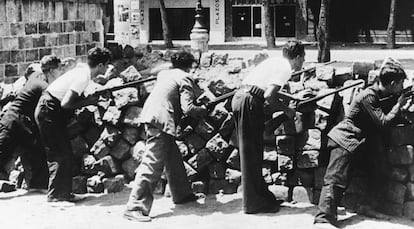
[
  {"xmin": 282, "ymin": 40, "xmax": 305, "ymax": 60},
  {"xmin": 171, "ymin": 50, "xmax": 195, "ymax": 69},
  {"xmin": 123, "ymin": 45, "xmax": 135, "ymax": 59},
  {"xmin": 87, "ymin": 47, "xmax": 112, "ymax": 68},
  {"xmin": 108, "ymin": 45, "xmax": 123, "ymax": 62},
  {"xmin": 379, "ymin": 58, "xmax": 406, "ymax": 85},
  {"xmin": 40, "ymin": 55, "xmax": 61, "ymax": 74}
]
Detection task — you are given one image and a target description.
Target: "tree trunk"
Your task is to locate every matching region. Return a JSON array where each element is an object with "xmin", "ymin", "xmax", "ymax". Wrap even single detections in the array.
[
  {"xmin": 317, "ymin": 0, "xmax": 330, "ymax": 63},
  {"xmin": 386, "ymin": 0, "xmax": 397, "ymax": 49},
  {"xmin": 159, "ymin": 0, "xmax": 173, "ymax": 48},
  {"xmin": 262, "ymin": 0, "xmax": 275, "ymax": 48}
]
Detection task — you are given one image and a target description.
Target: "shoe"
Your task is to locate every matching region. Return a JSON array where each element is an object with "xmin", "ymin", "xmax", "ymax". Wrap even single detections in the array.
[
  {"xmin": 313, "ymin": 222, "xmax": 338, "ymax": 229},
  {"xmin": 123, "ymin": 210, "xmax": 151, "ymax": 222},
  {"xmin": 27, "ymin": 188, "xmax": 48, "ymax": 194},
  {"xmin": 175, "ymin": 193, "xmax": 205, "ymax": 204},
  {"xmin": 245, "ymin": 203, "xmax": 281, "ymax": 214},
  {"xmin": 47, "ymin": 193, "xmax": 86, "ymax": 203}
]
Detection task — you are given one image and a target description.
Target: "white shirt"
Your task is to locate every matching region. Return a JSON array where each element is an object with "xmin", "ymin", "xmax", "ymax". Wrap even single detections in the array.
[
  {"xmin": 242, "ymin": 57, "xmax": 292, "ymax": 90},
  {"xmin": 47, "ymin": 63, "xmax": 91, "ymax": 101}
]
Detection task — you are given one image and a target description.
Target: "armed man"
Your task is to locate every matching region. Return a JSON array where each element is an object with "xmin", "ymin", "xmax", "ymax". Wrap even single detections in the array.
[
  {"xmin": 231, "ymin": 40, "xmax": 311, "ymax": 214},
  {"xmin": 314, "ymin": 57, "xmax": 408, "ymax": 228},
  {"xmin": 0, "ymin": 55, "xmax": 62, "ymax": 191},
  {"xmin": 35, "ymin": 47, "xmax": 111, "ymax": 203},
  {"xmin": 123, "ymin": 50, "xmax": 208, "ymax": 222}
]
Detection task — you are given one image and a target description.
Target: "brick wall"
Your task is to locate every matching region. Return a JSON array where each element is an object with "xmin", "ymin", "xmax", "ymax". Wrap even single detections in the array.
[{"xmin": 0, "ymin": 0, "xmax": 108, "ymax": 83}]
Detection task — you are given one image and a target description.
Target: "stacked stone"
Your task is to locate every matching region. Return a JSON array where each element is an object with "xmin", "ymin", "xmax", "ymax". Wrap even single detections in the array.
[{"xmin": 0, "ymin": 0, "xmax": 106, "ymax": 82}]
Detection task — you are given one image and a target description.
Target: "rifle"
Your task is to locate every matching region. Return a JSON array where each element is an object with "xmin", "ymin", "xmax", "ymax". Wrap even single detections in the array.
[
  {"xmin": 275, "ymin": 80, "xmax": 365, "ymax": 112},
  {"xmin": 291, "ymin": 60, "xmax": 337, "ymax": 77},
  {"xmin": 380, "ymin": 85, "xmax": 414, "ymax": 102},
  {"xmin": 205, "ymin": 90, "xmax": 237, "ymax": 110},
  {"xmin": 92, "ymin": 76, "xmax": 157, "ymax": 97}
]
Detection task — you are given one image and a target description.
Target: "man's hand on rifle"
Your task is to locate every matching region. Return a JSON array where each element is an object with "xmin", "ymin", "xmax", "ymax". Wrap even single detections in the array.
[{"xmin": 295, "ymin": 88, "xmax": 314, "ymax": 100}]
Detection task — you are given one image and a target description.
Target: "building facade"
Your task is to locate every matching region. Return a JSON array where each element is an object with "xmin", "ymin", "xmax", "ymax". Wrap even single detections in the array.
[
  {"xmin": 113, "ymin": 0, "xmax": 312, "ymax": 44},
  {"xmin": 112, "ymin": 0, "xmax": 414, "ymax": 45}
]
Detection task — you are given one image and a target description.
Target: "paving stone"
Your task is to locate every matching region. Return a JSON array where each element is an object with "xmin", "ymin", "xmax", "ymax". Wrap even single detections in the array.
[
  {"xmin": 407, "ymin": 183, "xmax": 414, "ymax": 201},
  {"xmin": 122, "ymin": 127, "xmax": 141, "ymax": 145},
  {"xmin": 390, "ymin": 167, "xmax": 408, "ymax": 182},
  {"xmin": 278, "ymin": 154, "xmax": 293, "ymax": 171},
  {"xmin": 208, "ymin": 179, "xmax": 238, "ymax": 194},
  {"xmin": 205, "ymin": 133, "xmax": 230, "ymax": 161},
  {"xmin": 385, "ymin": 181, "xmax": 407, "ymax": 204},
  {"xmin": 95, "ymin": 155, "xmax": 121, "ymax": 176},
  {"xmin": 87, "ymin": 175, "xmax": 104, "ymax": 193},
  {"xmin": 391, "ymin": 125, "xmax": 414, "ymax": 147},
  {"xmin": 103, "ymin": 175, "xmax": 125, "ymax": 193},
  {"xmin": 268, "ymin": 185, "xmax": 289, "ymax": 201},
  {"xmin": 352, "ymin": 60, "xmax": 375, "ymax": 79},
  {"xmin": 263, "ymin": 146, "xmax": 278, "ymax": 162},
  {"xmin": 194, "ymin": 119, "xmax": 216, "ymax": 141},
  {"xmin": 226, "ymin": 148, "xmax": 240, "ymax": 170},
  {"xmin": 72, "ymin": 176, "xmax": 87, "ymax": 194},
  {"xmin": 110, "ymin": 139, "xmax": 131, "ymax": 161},
  {"xmin": 70, "ymin": 136, "xmax": 89, "ymax": 157},
  {"xmin": 176, "ymin": 141, "xmax": 190, "ymax": 158},
  {"xmin": 276, "ymin": 135, "xmax": 295, "ymax": 156},
  {"xmin": 81, "ymin": 154, "xmax": 97, "ymax": 175},
  {"xmin": 187, "ymin": 148, "xmax": 214, "ymax": 172},
  {"xmin": 293, "ymin": 186, "xmax": 314, "ymax": 203},
  {"xmin": 191, "ymin": 181, "xmax": 208, "ymax": 194},
  {"xmin": 388, "ymin": 145, "xmax": 414, "ymax": 165},
  {"xmin": 295, "ymin": 129, "xmax": 321, "ymax": 151},
  {"xmin": 297, "ymin": 150, "xmax": 319, "ymax": 169},
  {"xmin": 120, "ymin": 106, "xmax": 142, "ymax": 127},
  {"xmin": 404, "ymin": 201, "xmax": 414, "ymax": 220},
  {"xmin": 208, "ymin": 162, "xmax": 226, "ymax": 179}
]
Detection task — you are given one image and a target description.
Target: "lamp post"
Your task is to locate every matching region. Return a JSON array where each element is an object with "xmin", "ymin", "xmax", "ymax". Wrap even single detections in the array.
[{"xmin": 190, "ymin": 0, "xmax": 209, "ymax": 56}]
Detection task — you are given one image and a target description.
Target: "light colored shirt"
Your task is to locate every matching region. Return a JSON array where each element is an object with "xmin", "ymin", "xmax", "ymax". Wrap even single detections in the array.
[
  {"xmin": 47, "ymin": 63, "xmax": 91, "ymax": 101},
  {"xmin": 242, "ymin": 57, "xmax": 292, "ymax": 90}
]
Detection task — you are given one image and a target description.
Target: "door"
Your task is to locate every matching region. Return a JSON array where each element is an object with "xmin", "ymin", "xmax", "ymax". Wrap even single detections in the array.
[
  {"xmin": 252, "ymin": 6, "xmax": 262, "ymax": 37},
  {"xmin": 232, "ymin": 7, "xmax": 251, "ymax": 37},
  {"xmin": 275, "ymin": 5, "xmax": 296, "ymax": 37},
  {"xmin": 149, "ymin": 8, "xmax": 210, "ymax": 40}
]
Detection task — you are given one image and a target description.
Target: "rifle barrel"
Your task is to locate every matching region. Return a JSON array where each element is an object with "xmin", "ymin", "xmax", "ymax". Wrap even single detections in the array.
[
  {"xmin": 298, "ymin": 80, "xmax": 364, "ymax": 106},
  {"xmin": 95, "ymin": 76, "xmax": 157, "ymax": 95}
]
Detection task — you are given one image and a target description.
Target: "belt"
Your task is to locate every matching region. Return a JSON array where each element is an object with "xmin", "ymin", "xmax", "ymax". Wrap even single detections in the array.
[{"xmin": 241, "ymin": 85, "xmax": 265, "ymax": 98}]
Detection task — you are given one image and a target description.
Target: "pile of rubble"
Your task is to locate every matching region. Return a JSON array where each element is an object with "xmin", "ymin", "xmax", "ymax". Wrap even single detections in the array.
[{"xmin": 2, "ymin": 48, "xmax": 414, "ymax": 220}]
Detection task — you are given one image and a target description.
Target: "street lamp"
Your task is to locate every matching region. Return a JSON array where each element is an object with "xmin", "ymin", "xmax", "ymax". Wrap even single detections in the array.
[{"xmin": 190, "ymin": 0, "xmax": 209, "ymax": 55}]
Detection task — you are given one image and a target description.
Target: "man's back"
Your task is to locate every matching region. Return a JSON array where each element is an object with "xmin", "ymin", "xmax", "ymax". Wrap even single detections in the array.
[
  {"xmin": 7, "ymin": 72, "xmax": 48, "ymax": 119},
  {"xmin": 139, "ymin": 69, "xmax": 191, "ymax": 136}
]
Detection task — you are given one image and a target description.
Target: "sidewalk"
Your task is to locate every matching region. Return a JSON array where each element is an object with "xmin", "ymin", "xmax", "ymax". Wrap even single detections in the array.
[{"xmin": 148, "ymin": 41, "xmax": 414, "ymax": 63}]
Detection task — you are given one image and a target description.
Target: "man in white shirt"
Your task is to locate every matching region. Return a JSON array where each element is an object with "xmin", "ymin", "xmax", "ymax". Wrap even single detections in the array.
[
  {"xmin": 231, "ymin": 40, "xmax": 307, "ymax": 214},
  {"xmin": 35, "ymin": 47, "xmax": 111, "ymax": 202}
]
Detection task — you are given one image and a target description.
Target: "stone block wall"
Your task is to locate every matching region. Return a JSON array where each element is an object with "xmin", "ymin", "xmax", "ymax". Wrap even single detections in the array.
[{"xmin": 0, "ymin": 0, "xmax": 107, "ymax": 83}]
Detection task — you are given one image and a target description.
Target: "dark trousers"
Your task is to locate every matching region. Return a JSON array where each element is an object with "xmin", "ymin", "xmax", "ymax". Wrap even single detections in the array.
[
  {"xmin": 315, "ymin": 139, "xmax": 351, "ymax": 224},
  {"xmin": 126, "ymin": 124, "xmax": 193, "ymax": 215},
  {"xmin": 231, "ymin": 89, "xmax": 277, "ymax": 213},
  {"xmin": 0, "ymin": 110, "xmax": 48, "ymax": 189},
  {"xmin": 35, "ymin": 92, "xmax": 73, "ymax": 200}
]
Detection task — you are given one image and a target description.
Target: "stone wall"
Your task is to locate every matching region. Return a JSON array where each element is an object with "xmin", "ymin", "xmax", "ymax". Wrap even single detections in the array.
[{"xmin": 0, "ymin": 0, "xmax": 107, "ymax": 83}]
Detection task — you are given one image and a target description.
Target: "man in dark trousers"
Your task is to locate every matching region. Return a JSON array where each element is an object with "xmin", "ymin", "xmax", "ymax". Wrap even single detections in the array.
[
  {"xmin": 231, "ymin": 40, "xmax": 310, "ymax": 214},
  {"xmin": 314, "ymin": 57, "xmax": 407, "ymax": 229},
  {"xmin": 35, "ymin": 47, "xmax": 111, "ymax": 202},
  {"xmin": 0, "ymin": 55, "xmax": 62, "ymax": 191},
  {"xmin": 124, "ymin": 50, "xmax": 208, "ymax": 222}
]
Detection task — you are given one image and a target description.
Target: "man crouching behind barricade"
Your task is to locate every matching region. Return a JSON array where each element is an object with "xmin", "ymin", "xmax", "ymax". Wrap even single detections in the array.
[
  {"xmin": 314, "ymin": 57, "xmax": 408, "ymax": 229},
  {"xmin": 0, "ymin": 55, "xmax": 62, "ymax": 192},
  {"xmin": 124, "ymin": 50, "xmax": 208, "ymax": 222},
  {"xmin": 35, "ymin": 47, "xmax": 111, "ymax": 203}
]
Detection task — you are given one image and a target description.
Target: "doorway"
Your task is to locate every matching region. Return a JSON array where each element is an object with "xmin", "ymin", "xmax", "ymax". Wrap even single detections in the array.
[
  {"xmin": 273, "ymin": 5, "xmax": 296, "ymax": 37},
  {"xmin": 232, "ymin": 6, "xmax": 262, "ymax": 37}
]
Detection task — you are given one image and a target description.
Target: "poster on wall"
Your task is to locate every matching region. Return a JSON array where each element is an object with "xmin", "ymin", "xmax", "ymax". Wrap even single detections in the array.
[{"xmin": 114, "ymin": 0, "xmax": 141, "ymax": 46}]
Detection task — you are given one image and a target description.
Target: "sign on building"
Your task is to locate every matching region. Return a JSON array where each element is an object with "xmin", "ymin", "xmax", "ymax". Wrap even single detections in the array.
[{"xmin": 114, "ymin": 0, "xmax": 140, "ymax": 46}]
